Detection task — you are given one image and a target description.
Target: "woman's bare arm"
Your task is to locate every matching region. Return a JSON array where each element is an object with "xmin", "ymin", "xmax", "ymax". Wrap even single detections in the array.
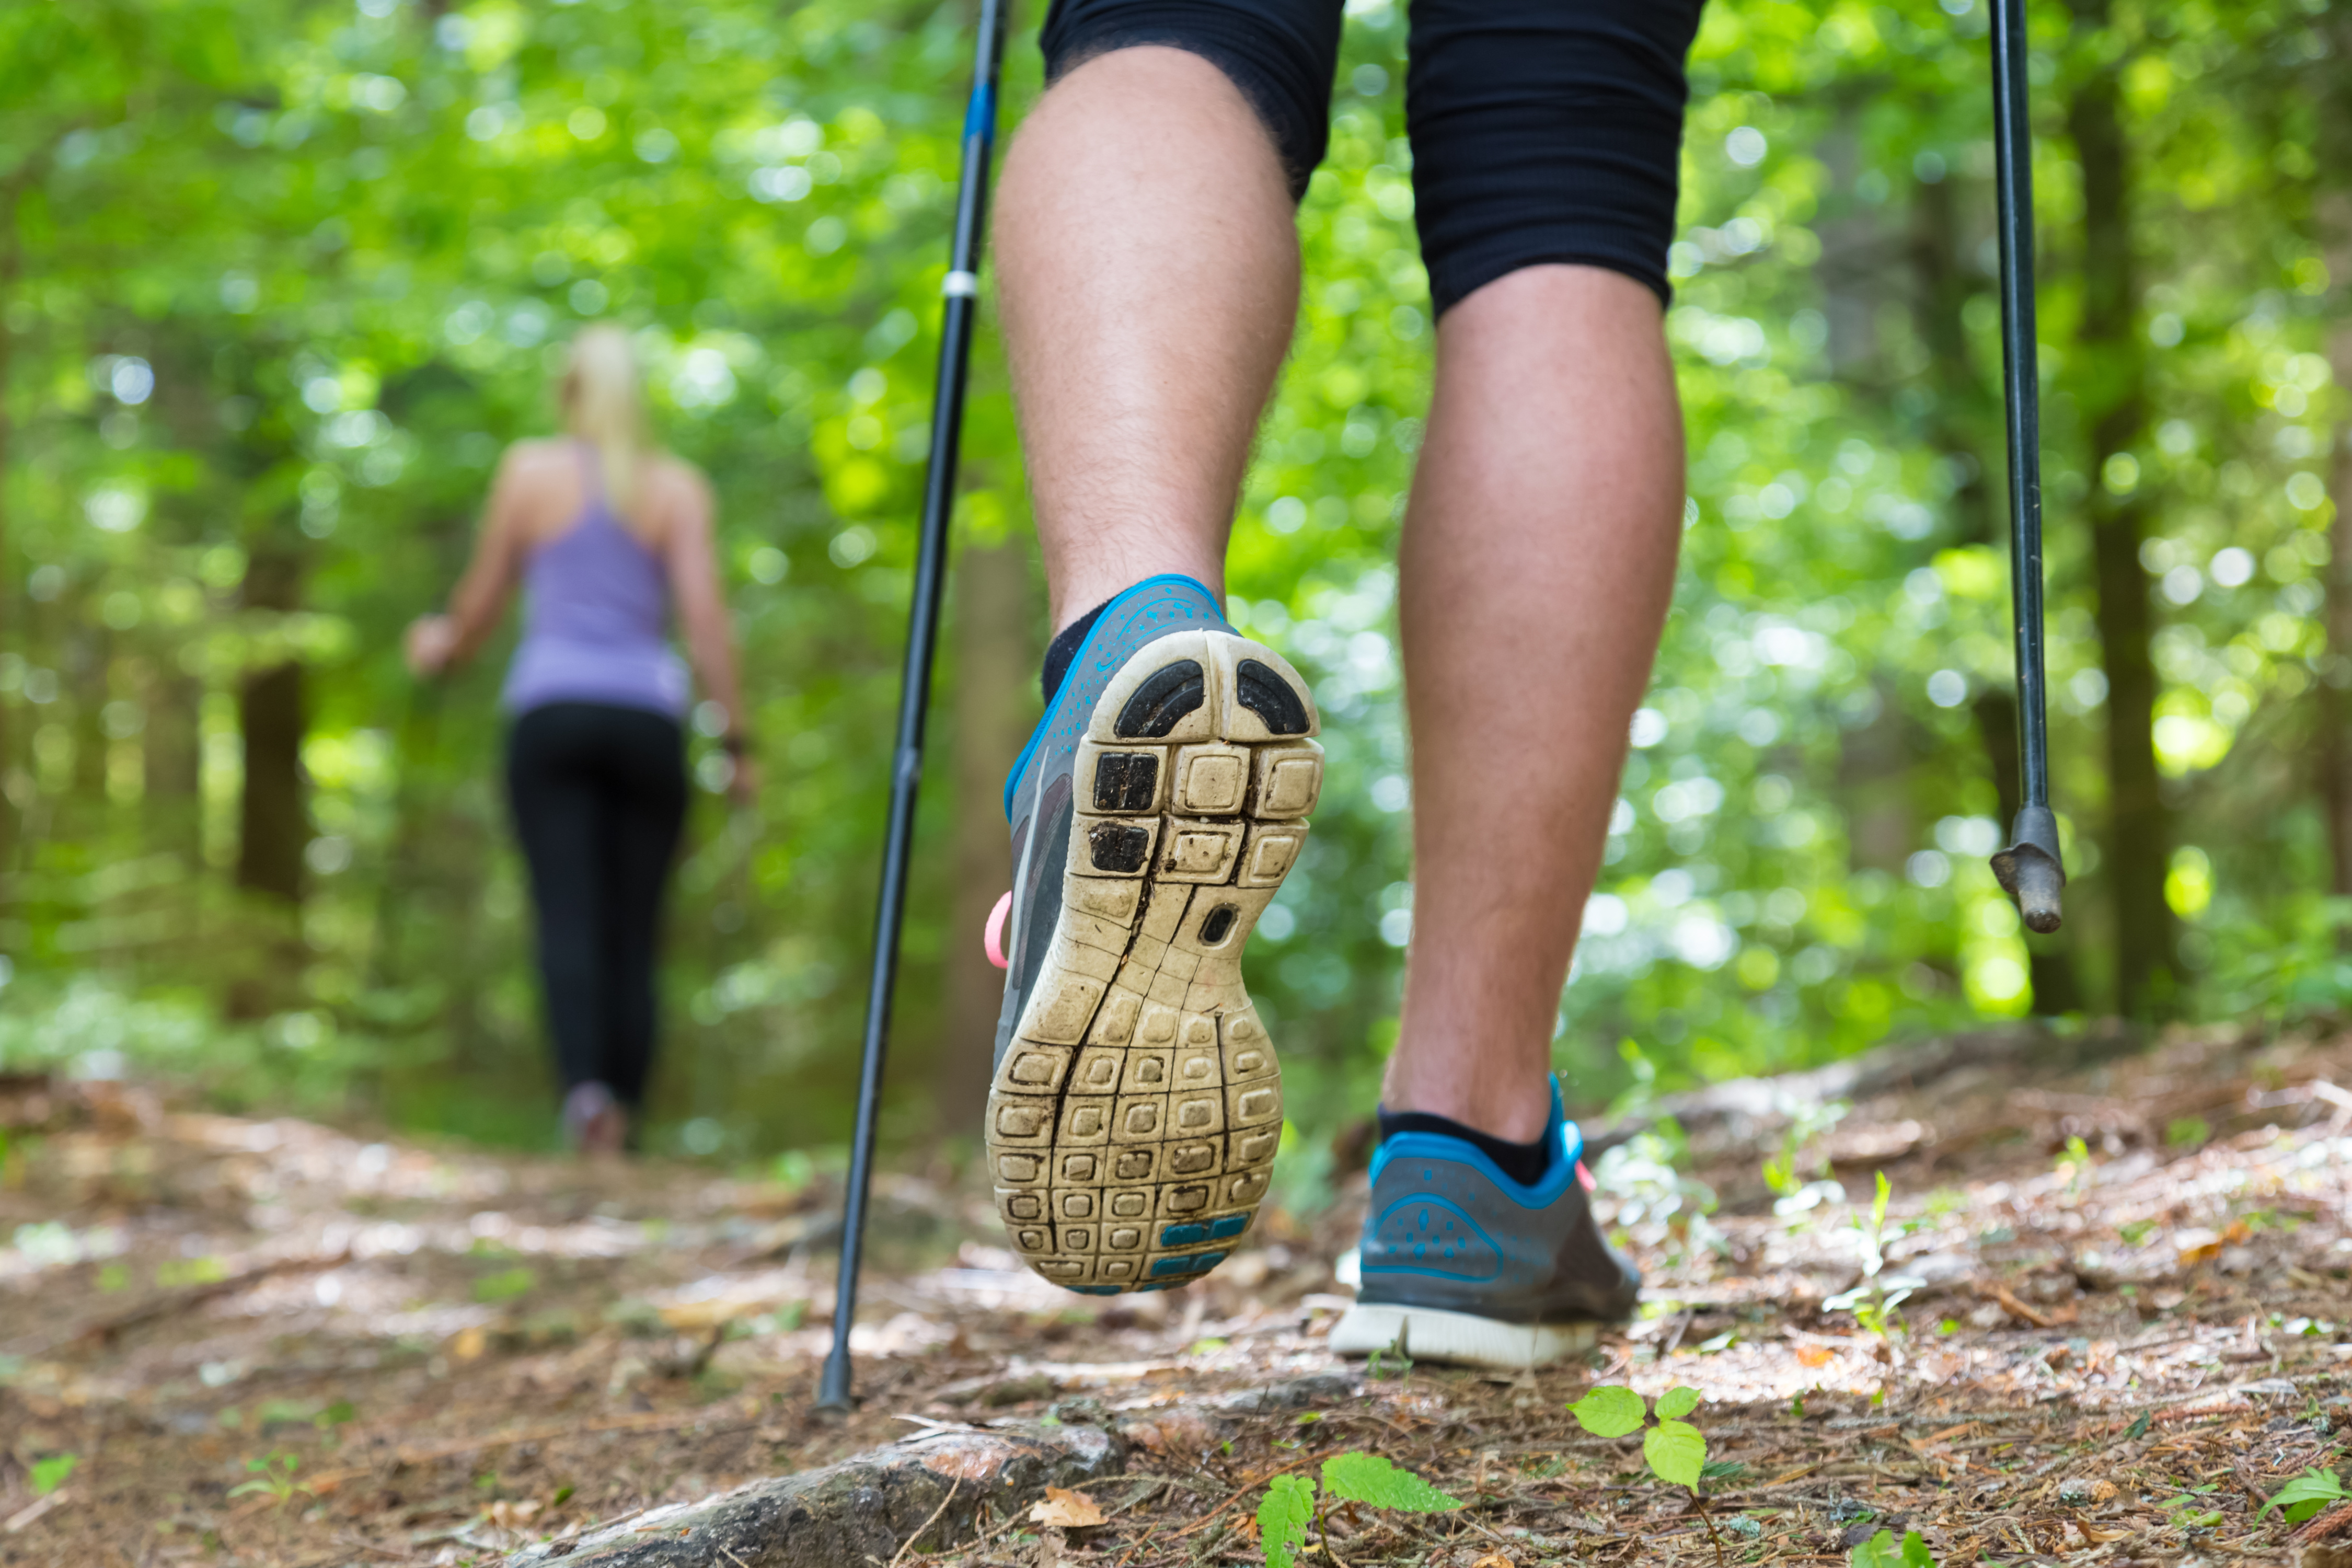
[
  {"xmin": 407, "ymin": 446, "xmax": 532, "ymax": 675},
  {"xmin": 661, "ymin": 463, "xmax": 748, "ymax": 740}
]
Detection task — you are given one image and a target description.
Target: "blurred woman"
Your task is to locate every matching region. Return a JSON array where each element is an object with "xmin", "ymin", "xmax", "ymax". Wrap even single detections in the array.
[{"xmin": 406, "ymin": 325, "xmax": 752, "ymax": 1156}]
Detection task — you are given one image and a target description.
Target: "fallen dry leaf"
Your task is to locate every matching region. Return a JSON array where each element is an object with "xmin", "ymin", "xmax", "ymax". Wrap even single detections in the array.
[
  {"xmin": 1795, "ymin": 1344, "xmax": 1836, "ymax": 1367},
  {"xmin": 1471, "ymin": 1555, "xmax": 1516, "ymax": 1568},
  {"xmin": 1029, "ymin": 1486, "xmax": 1106, "ymax": 1529}
]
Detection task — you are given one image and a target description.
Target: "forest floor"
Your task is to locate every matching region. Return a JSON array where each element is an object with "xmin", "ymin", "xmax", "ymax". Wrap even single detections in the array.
[{"xmin": 2, "ymin": 1022, "xmax": 2349, "ymax": 1568}]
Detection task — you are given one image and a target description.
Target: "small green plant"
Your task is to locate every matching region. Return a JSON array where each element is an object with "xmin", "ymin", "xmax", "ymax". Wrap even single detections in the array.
[
  {"xmin": 1255, "ymin": 1452, "xmax": 1462, "ymax": 1568},
  {"xmin": 1824, "ymin": 1172, "xmax": 1922, "ymax": 1397},
  {"xmin": 227, "ymin": 1450, "xmax": 310, "ymax": 1508},
  {"xmin": 472, "ymin": 1266, "xmax": 537, "ymax": 1304},
  {"xmin": 1570, "ymin": 1384, "xmax": 1728, "ymax": 1560},
  {"xmin": 2057, "ymin": 1135, "xmax": 2094, "ymax": 1187},
  {"xmin": 1762, "ymin": 1096, "xmax": 1850, "ymax": 1197},
  {"xmin": 1569, "ymin": 1385, "xmax": 1708, "ymax": 1490},
  {"xmin": 2259, "ymin": 1467, "xmax": 2347, "ymax": 1525},
  {"xmin": 1592, "ymin": 1117, "xmax": 1725, "ymax": 1261},
  {"xmin": 29, "ymin": 1454, "xmax": 77, "ymax": 1497},
  {"xmin": 768, "ymin": 1149, "xmax": 815, "ymax": 1193},
  {"xmin": 1366, "ymin": 1336, "xmax": 1413, "ymax": 1381},
  {"xmin": 2165, "ymin": 1115, "xmax": 2210, "ymax": 1148},
  {"xmin": 1849, "ymin": 1527, "xmax": 1936, "ymax": 1567}
]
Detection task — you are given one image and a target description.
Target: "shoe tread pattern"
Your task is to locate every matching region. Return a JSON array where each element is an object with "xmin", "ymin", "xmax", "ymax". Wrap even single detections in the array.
[{"xmin": 987, "ymin": 631, "xmax": 1320, "ymax": 1293}]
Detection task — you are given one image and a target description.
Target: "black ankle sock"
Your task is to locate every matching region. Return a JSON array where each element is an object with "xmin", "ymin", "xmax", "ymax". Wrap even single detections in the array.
[
  {"xmin": 1378, "ymin": 1108, "xmax": 1555, "ymax": 1187},
  {"xmin": 1042, "ymin": 597, "xmax": 1113, "ymax": 707}
]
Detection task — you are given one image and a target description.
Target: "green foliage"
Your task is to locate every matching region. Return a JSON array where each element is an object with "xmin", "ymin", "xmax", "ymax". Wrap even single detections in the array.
[
  {"xmin": 2258, "ymin": 1467, "xmax": 2346, "ymax": 1524},
  {"xmin": 1258, "ymin": 1452, "xmax": 1460, "ymax": 1568},
  {"xmin": 29, "ymin": 1454, "xmax": 77, "ymax": 1497},
  {"xmin": 1825, "ymin": 1172, "xmax": 1921, "ymax": 1363},
  {"xmin": 0, "ymin": 0, "xmax": 2346, "ymax": 1159},
  {"xmin": 1569, "ymin": 1386, "xmax": 1712, "ymax": 1495},
  {"xmin": 227, "ymin": 1450, "xmax": 309, "ymax": 1507},
  {"xmin": 1256, "ymin": 1474, "xmax": 1316, "ymax": 1568},
  {"xmin": 1570, "ymin": 1385, "xmax": 1648, "ymax": 1438},
  {"xmin": 1849, "ymin": 1528, "xmax": 1936, "ymax": 1568},
  {"xmin": 1655, "ymin": 1386, "xmax": 1702, "ymax": 1420},
  {"xmin": 1644, "ymin": 1420, "xmax": 1709, "ymax": 1491},
  {"xmin": 1762, "ymin": 1096, "xmax": 1849, "ymax": 1197},
  {"xmin": 1320, "ymin": 1452, "xmax": 1462, "ymax": 1512},
  {"xmin": 471, "ymin": 1266, "xmax": 537, "ymax": 1304}
]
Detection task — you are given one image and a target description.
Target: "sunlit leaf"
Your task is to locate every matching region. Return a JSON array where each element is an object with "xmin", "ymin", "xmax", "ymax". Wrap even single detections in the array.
[
  {"xmin": 1257, "ymin": 1473, "xmax": 1316, "ymax": 1568},
  {"xmin": 1569, "ymin": 1385, "xmax": 1647, "ymax": 1438},
  {"xmin": 1322, "ymin": 1451, "xmax": 1462, "ymax": 1511},
  {"xmin": 1644, "ymin": 1419, "xmax": 1708, "ymax": 1492}
]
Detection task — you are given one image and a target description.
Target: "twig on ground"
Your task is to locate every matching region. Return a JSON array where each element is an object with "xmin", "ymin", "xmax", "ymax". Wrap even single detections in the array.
[{"xmin": 1103, "ymin": 1477, "xmax": 1173, "ymax": 1518}]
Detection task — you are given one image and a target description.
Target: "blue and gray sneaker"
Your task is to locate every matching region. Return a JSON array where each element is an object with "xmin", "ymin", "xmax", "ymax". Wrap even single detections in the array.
[
  {"xmin": 1331, "ymin": 1081, "xmax": 1640, "ymax": 1368},
  {"xmin": 984, "ymin": 574, "xmax": 1323, "ymax": 1294}
]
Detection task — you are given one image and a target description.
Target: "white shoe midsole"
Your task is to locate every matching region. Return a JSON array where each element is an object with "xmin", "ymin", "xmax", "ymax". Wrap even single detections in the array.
[{"xmin": 1329, "ymin": 1302, "xmax": 1601, "ymax": 1370}]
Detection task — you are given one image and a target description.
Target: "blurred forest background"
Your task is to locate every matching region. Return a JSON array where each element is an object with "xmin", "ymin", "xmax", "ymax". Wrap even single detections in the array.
[{"xmin": 1, "ymin": 0, "xmax": 2347, "ymax": 1178}]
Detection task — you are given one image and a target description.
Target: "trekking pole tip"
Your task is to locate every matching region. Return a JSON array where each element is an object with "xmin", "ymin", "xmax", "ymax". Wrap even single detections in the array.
[
  {"xmin": 1990, "ymin": 806, "xmax": 2066, "ymax": 935},
  {"xmin": 2011, "ymin": 857, "xmax": 2063, "ymax": 933},
  {"xmin": 816, "ymin": 1347, "xmax": 854, "ymax": 1412}
]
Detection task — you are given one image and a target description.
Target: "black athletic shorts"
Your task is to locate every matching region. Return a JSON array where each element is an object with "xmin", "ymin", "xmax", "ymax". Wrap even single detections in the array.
[{"xmin": 1039, "ymin": 0, "xmax": 1708, "ymax": 314}]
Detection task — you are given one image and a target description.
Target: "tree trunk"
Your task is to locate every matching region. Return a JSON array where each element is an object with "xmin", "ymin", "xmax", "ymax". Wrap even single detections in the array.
[
  {"xmin": 937, "ymin": 540, "xmax": 1039, "ymax": 1132},
  {"xmin": 2316, "ymin": 6, "xmax": 2352, "ymax": 900},
  {"xmin": 143, "ymin": 664, "xmax": 204, "ymax": 859},
  {"xmin": 69, "ymin": 619, "xmax": 110, "ymax": 805},
  {"xmin": 2323, "ymin": 189, "xmax": 2352, "ymax": 900},
  {"xmin": 0, "ymin": 174, "xmax": 22, "ymax": 876},
  {"xmin": 236, "ymin": 548, "xmax": 307, "ymax": 906},
  {"xmin": 2068, "ymin": 0, "xmax": 2176, "ymax": 1019}
]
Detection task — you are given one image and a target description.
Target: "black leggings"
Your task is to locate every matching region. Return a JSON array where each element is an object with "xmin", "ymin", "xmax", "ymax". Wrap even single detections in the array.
[
  {"xmin": 1039, "ymin": 0, "xmax": 1707, "ymax": 313},
  {"xmin": 506, "ymin": 702, "xmax": 687, "ymax": 1109}
]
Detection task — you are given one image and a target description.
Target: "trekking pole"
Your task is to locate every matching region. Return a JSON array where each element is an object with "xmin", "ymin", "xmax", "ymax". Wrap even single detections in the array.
[
  {"xmin": 1984, "ymin": 0, "xmax": 2066, "ymax": 934},
  {"xmin": 818, "ymin": 0, "xmax": 1011, "ymax": 1413}
]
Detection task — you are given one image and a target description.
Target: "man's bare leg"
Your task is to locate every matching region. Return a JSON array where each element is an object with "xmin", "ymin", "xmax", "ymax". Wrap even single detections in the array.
[
  {"xmin": 994, "ymin": 46, "xmax": 1297, "ymax": 630},
  {"xmin": 1385, "ymin": 266, "xmax": 1685, "ymax": 1143},
  {"xmin": 995, "ymin": 49, "xmax": 1684, "ymax": 1144}
]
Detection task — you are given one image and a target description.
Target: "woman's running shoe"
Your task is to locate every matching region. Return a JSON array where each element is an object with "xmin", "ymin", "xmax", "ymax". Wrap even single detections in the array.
[
  {"xmin": 1330, "ymin": 1081, "xmax": 1640, "ymax": 1367},
  {"xmin": 985, "ymin": 574, "xmax": 1321, "ymax": 1294}
]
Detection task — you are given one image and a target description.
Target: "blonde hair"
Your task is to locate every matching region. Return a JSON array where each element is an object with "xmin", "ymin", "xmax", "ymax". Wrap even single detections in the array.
[{"xmin": 559, "ymin": 325, "xmax": 647, "ymax": 518}]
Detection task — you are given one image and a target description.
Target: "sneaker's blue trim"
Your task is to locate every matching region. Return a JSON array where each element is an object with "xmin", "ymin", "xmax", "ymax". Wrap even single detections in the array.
[
  {"xmin": 1158, "ymin": 1215, "xmax": 1251, "ymax": 1247},
  {"xmin": 1149, "ymin": 1249, "xmax": 1228, "ymax": 1278},
  {"xmin": 1366, "ymin": 1080, "xmax": 1585, "ymax": 1208},
  {"xmin": 1361, "ymin": 1193, "xmax": 1504, "ymax": 1282},
  {"xmin": 1000, "ymin": 573, "xmax": 1226, "ymax": 820}
]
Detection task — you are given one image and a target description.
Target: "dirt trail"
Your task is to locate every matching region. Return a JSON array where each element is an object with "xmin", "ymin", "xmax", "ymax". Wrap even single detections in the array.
[{"xmin": 2, "ymin": 1023, "xmax": 2349, "ymax": 1566}]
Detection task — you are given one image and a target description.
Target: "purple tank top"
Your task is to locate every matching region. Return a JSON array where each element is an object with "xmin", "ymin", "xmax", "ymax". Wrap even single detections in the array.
[{"xmin": 501, "ymin": 445, "xmax": 691, "ymax": 720}]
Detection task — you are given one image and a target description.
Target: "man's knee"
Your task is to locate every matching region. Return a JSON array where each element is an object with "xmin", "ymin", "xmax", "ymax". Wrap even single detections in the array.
[
  {"xmin": 1408, "ymin": 0, "xmax": 1708, "ymax": 315},
  {"xmin": 1039, "ymin": 0, "xmax": 1345, "ymax": 197}
]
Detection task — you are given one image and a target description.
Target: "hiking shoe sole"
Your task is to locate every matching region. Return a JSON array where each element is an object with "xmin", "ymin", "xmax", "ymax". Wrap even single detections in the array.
[
  {"xmin": 1327, "ymin": 1303, "xmax": 1604, "ymax": 1370},
  {"xmin": 985, "ymin": 628, "xmax": 1320, "ymax": 1293}
]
